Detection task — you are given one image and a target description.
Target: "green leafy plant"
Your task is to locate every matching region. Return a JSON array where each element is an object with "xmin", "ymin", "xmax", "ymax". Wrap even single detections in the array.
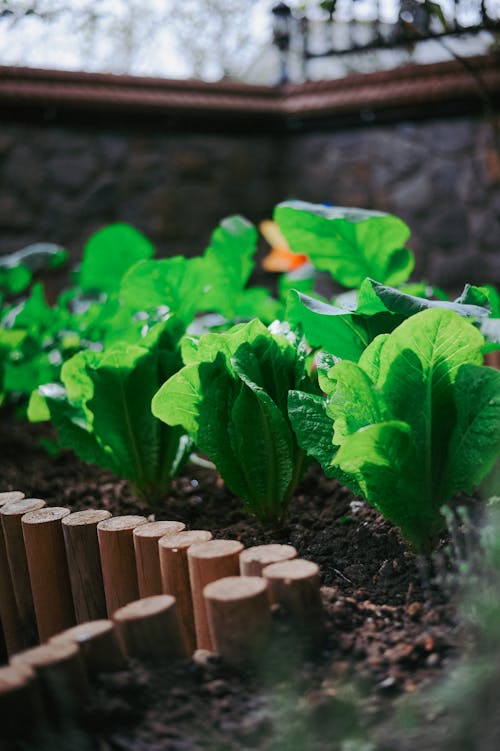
[
  {"xmin": 274, "ymin": 201, "xmax": 414, "ymax": 288},
  {"xmin": 286, "ymin": 278, "xmax": 491, "ymax": 362},
  {"xmin": 289, "ymin": 308, "xmax": 500, "ymax": 551},
  {"xmin": 29, "ymin": 317, "xmax": 190, "ymax": 506},
  {"xmin": 120, "ymin": 215, "xmax": 282, "ymax": 325},
  {"xmin": 152, "ymin": 319, "xmax": 317, "ymax": 525}
]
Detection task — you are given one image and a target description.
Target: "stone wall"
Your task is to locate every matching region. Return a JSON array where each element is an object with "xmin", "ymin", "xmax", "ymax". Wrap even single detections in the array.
[
  {"xmin": 282, "ymin": 118, "xmax": 500, "ymax": 289},
  {"xmin": 0, "ymin": 115, "xmax": 499, "ymax": 290}
]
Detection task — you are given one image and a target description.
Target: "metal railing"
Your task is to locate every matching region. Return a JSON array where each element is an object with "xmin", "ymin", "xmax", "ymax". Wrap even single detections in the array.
[{"xmin": 272, "ymin": 0, "xmax": 500, "ymax": 82}]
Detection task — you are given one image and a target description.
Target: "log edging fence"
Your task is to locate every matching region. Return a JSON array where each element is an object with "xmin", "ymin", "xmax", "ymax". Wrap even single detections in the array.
[{"xmin": 0, "ymin": 491, "xmax": 323, "ymax": 742}]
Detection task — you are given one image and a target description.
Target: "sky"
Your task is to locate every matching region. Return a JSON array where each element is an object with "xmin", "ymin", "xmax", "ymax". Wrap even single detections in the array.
[{"xmin": 0, "ymin": 0, "xmax": 496, "ymax": 83}]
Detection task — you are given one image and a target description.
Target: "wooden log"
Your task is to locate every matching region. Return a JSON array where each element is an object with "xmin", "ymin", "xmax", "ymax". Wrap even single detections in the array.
[
  {"xmin": 0, "ymin": 517, "xmax": 23, "ymax": 657},
  {"xmin": 0, "ymin": 663, "xmax": 48, "ymax": 740},
  {"xmin": 159, "ymin": 530, "xmax": 212, "ymax": 655},
  {"xmin": 204, "ymin": 576, "xmax": 271, "ymax": 666},
  {"xmin": 97, "ymin": 515, "xmax": 148, "ymax": 616},
  {"xmin": 62, "ymin": 509, "xmax": 111, "ymax": 623},
  {"xmin": 239, "ymin": 544, "xmax": 297, "ymax": 578},
  {"xmin": 1, "ymin": 498, "xmax": 47, "ymax": 651},
  {"xmin": 133, "ymin": 520, "xmax": 186, "ymax": 598},
  {"xmin": 188, "ymin": 539, "xmax": 243, "ymax": 651},
  {"xmin": 50, "ymin": 619, "xmax": 125, "ymax": 674},
  {"xmin": 113, "ymin": 595, "xmax": 187, "ymax": 661},
  {"xmin": 262, "ymin": 558, "xmax": 324, "ymax": 638},
  {"xmin": 21, "ymin": 506, "xmax": 75, "ymax": 642},
  {"xmin": 0, "ymin": 491, "xmax": 25, "ymax": 507},
  {"xmin": 11, "ymin": 640, "xmax": 89, "ymax": 724}
]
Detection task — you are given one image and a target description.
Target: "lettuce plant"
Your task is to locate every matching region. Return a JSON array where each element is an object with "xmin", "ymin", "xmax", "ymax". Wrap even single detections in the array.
[
  {"xmin": 29, "ymin": 317, "xmax": 190, "ymax": 506},
  {"xmin": 274, "ymin": 201, "xmax": 414, "ymax": 288},
  {"xmin": 152, "ymin": 319, "xmax": 317, "ymax": 525},
  {"xmin": 289, "ymin": 308, "xmax": 500, "ymax": 552}
]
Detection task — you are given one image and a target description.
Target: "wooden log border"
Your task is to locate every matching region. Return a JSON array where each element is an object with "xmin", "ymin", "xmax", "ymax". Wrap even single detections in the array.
[{"xmin": 0, "ymin": 490, "xmax": 323, "ymax": 731}]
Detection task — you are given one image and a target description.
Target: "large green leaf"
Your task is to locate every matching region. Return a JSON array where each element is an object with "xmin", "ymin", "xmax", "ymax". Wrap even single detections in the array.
[
  {"xmin": 324, "ymin": 360, "xmax": 389, "ymax": 446},
  {"xmin": 120, "ymin": 256, "xmax": 204, "ymax": 324},
  {"xmin": 79, "ymin": 223, "xmax": 155, "ymax": 294},
  {"xmin": 369, "ymin": 279, "xmax": 490, "ymax": 319},
  {"xmin": 444, "ymin": 364, "xmax": 500, "ymax": 498},
  {"xmin": 275, "ymin": 201, "xmax": 414, "ymax": 288},
  {"xmin": 286, "ymin": 289, "xmax": 402, "ymax": 361},
  {"xmin": 196, "ymin": 215, "xmax": 258, "ymax": 318},
  {"xmin": 231, "ymin": 379, "xmax": 294, "ymax": 523},
  {"xmin": 332, "ymin": 421, "xmax": 435, "ymax": 547},
  {"xmin": 287, "ymin": 389, "xmax": 361, "ymax": 493}
]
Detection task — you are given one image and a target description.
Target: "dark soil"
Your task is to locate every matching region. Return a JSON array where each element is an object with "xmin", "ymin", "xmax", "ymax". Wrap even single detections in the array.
[{"xmin": 0, "ymin": 412, "xmax": 463, "ymax": 751}]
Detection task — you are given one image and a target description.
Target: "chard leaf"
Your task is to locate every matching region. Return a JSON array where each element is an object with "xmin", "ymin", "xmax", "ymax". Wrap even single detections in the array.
[
  {"xmin": 444, "ymin": 364, "xmax": 500, "ymax": 498},
  {"xmin": 79, "ymin": 223, "xmax": 155, "ymax": 294},
  {"xmin": 286, "ymin": 289, "xmax": 401, "ymax": 361},
  {"xmin": 275, "ymin": 201, "xmax": 413, "ymax": 288}
]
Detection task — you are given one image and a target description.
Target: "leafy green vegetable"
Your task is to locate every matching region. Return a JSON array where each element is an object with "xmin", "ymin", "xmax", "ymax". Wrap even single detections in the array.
[
  {"xmin": 286, "ymin": 285, "xmax": 403, "ymax": 361},
  {"xmin": 275, "ymin": 201, "xmax": 414, "ymax": 288},
  {"xmin": 30, "ymin": 317, "xmax": 190, "ymax": 506},
  {"xmin": 79, "ymin": 223, "xmax": 155, "ymax": 294},
  {"xmin": 290, "ymin": 308, "xmax": 500, "ymax": 551},
  {"xmin": 119, "ymin": 215, "xmax": 282, "ymax": 326},
  {"xmin": 152, "ymin": 319, "xmax": 316, "ymax": 525},
  {"xmin": 286, "ymin": 278, "xmax": 491, "ymax": 361}
]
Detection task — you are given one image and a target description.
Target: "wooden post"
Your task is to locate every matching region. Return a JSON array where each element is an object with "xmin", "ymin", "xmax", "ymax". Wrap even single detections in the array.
[
  {"xmin": 11, "ymin": 640, "xmax": 89, "ymax": 725},
  {"xmin": 262, "ymin": 559, "xmax": 324, "ymax": 638},
  {"xmin": 0, "ymin": 491, "xmax": 25, "ymax": 507},
  {"xmin": 62, "ymin": 509, "xmax": 111, "ymax": 623},
  {"xmin": 22, "ymin": 506, "xmax": 75, "ymax": 642},
  {"xmin": 0, "ymin": 518, "xmax": 23, "ymax": 657},
  {"xmin": 133, "ymin": 520, "xmax": 185, "ymax": 598},
  {"xmin": 188, "ymin": 539, "xmax": 243, "ymax": 651},
  {"xmin": 97, "ymin": 515, "xmax": 148, "ymax": 616},
  {"xmin": 50, "ymin": 620, "xmax": 125, "ymax": 674},
  {"xmin": 204, "ymin": 576, "xmax": 271, "ymax": 666},
  {"xmin": 1, "ymin": 498, "xmax": 46, "ymax": 651},
  {"xmin": 113, "ymin": 595, "xmax": 187, "ymax": 661},
  {"xmin": 240, "ymin": 544, "xmax": 297, "ymax": 577},
  {"xmin": 0, "ymin": 663, "xmax": 48, "ymax": 740},
  {"xmin": 159, "ymin": 530, "xmax": 212, "ymax": 655}
]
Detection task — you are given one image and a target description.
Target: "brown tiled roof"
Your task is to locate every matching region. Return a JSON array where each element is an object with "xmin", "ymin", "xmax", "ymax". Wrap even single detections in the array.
[{"xmin": 0, "ymin": 55, "xmax": 498, "ymax": 128}]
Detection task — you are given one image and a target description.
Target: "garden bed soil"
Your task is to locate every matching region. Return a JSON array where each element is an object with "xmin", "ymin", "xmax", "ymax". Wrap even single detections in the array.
[{"xmin": 0, "ymin": 412, "xmax": 461, "ymax": 750}]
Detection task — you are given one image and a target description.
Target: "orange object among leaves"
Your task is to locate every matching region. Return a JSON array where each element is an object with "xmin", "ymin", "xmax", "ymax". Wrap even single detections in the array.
[{"xmin": 260, "ymin": 220, "xmax": 309, "ymax": 273}]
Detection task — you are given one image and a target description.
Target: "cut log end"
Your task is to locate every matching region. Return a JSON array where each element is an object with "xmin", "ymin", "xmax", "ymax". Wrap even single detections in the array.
[
  {"xmin": 62, "ymin": 509, "xmax": 112, "ymax": 527},
  {"xmin": 159, "ymin": 529, "xmax": 212, "ymax": 551},
  {"xmin": 97, "ymin": 515, "xmax": 148, "ymax": 532},
  {"xmin": 133, "ymin": 520, "xmax": 185, "ymax": 539},
  {"xmin": 0, "ymin": 491, "xmax": 25, "ymax": 507},
  {"xmin": 21, "ymin": 507, "xmax": 71, "ymax": 525}
]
